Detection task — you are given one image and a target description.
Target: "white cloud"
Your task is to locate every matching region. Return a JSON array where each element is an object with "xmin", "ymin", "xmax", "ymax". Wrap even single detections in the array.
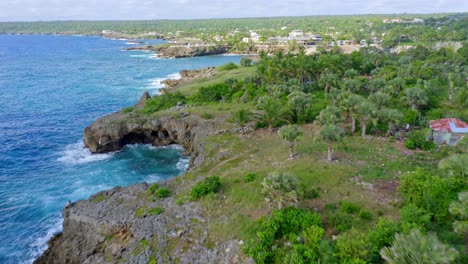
[{"xmin": 0, "ymin": 0, "xmax": 466, "ymax": 21}]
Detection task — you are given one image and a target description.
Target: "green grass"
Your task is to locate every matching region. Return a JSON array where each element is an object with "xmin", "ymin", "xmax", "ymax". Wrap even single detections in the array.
[
  {"xmin": 176, "ymin": 66, "xmax": 256, "ymax": 96},
  {"xmin": 91, "ymin": 194, "xmax": 108, "ymax": 203}
]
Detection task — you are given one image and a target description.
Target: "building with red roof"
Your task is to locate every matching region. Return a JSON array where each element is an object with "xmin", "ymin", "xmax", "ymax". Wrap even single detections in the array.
[{"xmin": 429, "ymin": 118, "xmax": 468, "ymax": 146}]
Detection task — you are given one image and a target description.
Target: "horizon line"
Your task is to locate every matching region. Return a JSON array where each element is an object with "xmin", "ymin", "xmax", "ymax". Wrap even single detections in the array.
[{"xmin": 1, "ymin": 12, "xmax": 466, "ymax": 23}]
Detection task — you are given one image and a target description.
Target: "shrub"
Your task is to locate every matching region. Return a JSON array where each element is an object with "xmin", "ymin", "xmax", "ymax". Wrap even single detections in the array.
[
  {"xmin": 147, "ymin": 183, "xmax": 160, "ymax": 195},
  {"xmin": 358, "ymin": 210, "xmax": 372, "ymax": 220},
  {"xmin": 339, "ymin": 201, "xmax": 361, "ymax": 214},
  {"xmin": 405, "ymin": 129, "xmax": 434, "ymax": 150},
  {"xmin": 147, "ymin": 207, "xmax": 164, "ymax": 216},
  {"xmin": 193, "ymin": 83, "xmax": 230, "ymax": 102},
  {"xmin": 366, "ymin": 218, "xmax": 398, "ymax": 263},
  {"xmin": 303, "ymin": 187, "xmax": 320, "ymax": 199},
  {"xmin": 143, "ymin": 92, "xmax": 186, "ymax": 114},
  {"xmin": 200, "ymin": 112, "xmax": 213, "ymax": 119},
  {"xmin": 261, "ymin": 172, "xmax": 302, "ymax": 209},
  {"xmin": 135, "ymin": 207, "xmax": 146, "ymax": 218},
  {"xmin": 123, "ymin": 106, "xmax": 134, "ymax": 113},
  {"xmin": 154, "ymin": 187, "xmax": 170, "ymax": 198},
  {"xmin": 218, "ymin": 62, "xmax": 239, "ymax": 71},
  {"xmin": 191, "ymin": 175, "xmax": 221, "ymax": 199},
  {"xmin": 244, "ymin": 207, "xmax": 322, "ymax": 263},
  {"xmin": 244, "ymin": 173, "xmax": 256, "ymax": 183},
  {"xmin": 399, "ymin": 204, "xmax": 432, "ymax": 232},
  {"xmin": 240, "ymin": 57, "xmax": 253, "ymax": 67},
  {"xmin": 333, "ymin": 229, "xmax": 369, "ymax": 263}
]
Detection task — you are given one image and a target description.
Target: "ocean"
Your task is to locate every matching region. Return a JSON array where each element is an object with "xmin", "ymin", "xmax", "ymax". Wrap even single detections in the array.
[{"xmin": 0, "ymin": 34, "xmax": 242, "ymax": 263}]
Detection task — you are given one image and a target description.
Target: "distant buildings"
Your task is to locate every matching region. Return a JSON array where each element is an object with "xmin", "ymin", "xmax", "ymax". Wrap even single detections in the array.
[
  {"xmin": 383, "ymin": 18, "xmax": 424, "ymax": 24},
  {"xmin": 289, "ymin": 30, "xmax": 304, "ymax": 38}
]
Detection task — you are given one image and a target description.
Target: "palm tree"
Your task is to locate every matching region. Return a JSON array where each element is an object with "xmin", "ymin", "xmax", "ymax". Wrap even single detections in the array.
[
  {"xmin": 380, "ymin": 229, "xmax": 459, "ymax": 264},
  {"xmin": 449, "ymin": 191, "xmax": 468, "ymax": 254},
  {"xmin": 401, "ymin": 87, "xmax": 428, "ymax": 110},
  {"xmin": 368, "ymin": 78, "xmax": 386, "ymax": 94},
  {"xmin": 288, "ymin": 91, "xmax": 314, "ymax": 122},
  {"xmin": 230, "ymin": 109, "xmax": 251, "ymax": 134},
  {"xmin": 438, "ymin": 153, "xmax": 468, "ymax": 179},
  {"xmin": 369, "ymin": 91, "xmax": 391, "ymax": 110},
  {"xmin": 381, "ymin": 108, "xmax": 403, "ymax": 136},
  {"xmin": 357, "ymin": 100, "xmax": 377, "ymax": 138},
  {"xmin": 339, "ymin": 93, "xmax": 364, "ymax": 134},
  {"xmin": 317, "ymin": 105, "xmax": 343, "ymax": 126},
  {"xmin": 278, "ymin": 125, "xmax": 304, "ymax": 159},
  {"xmin": 319, "ymin": 124, "xmax": 344, "ymax": 162},
  {"xmin": 319, "ymin": 71, "xmax": 339, "ymax": 93},
  {"xmin": 261, "ymin": 172, "xmax": 301, "ymax": 209},
  {"xmin": 257, "ymin": 96, "xmax": 289, "ymax": 131}
]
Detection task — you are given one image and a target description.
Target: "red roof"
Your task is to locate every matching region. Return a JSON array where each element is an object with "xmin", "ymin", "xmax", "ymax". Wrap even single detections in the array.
[{"xmin": 429, "ymin": 118, "xmax": 468, "ymax": 133}]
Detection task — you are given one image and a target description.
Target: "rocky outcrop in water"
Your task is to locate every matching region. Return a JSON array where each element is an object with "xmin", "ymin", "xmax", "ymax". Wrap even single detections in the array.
[
  {"xmin": 35, "ymin": 95, "xmax": 251, "ymax": 263},
  {"xmin": 127, "ymin": 44, "xmax": 229, "ymax": 58}
]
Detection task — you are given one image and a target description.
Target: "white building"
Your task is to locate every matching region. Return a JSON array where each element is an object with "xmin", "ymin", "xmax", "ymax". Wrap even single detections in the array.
[{"xmin": 289, "ymin": 30, "xmax": 304, "ymax": 38}]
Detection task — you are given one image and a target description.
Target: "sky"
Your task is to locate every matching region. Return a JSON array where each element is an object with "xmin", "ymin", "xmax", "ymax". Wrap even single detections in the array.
[{"xmin": 0, "ymin": 0, "xmax": 467, "ymax": 21}]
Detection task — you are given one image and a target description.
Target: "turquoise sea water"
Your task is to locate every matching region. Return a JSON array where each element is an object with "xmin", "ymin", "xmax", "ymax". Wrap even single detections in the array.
[{"xmin": 0, "ymin": 34, "xmax": 242, "ymax": 263}]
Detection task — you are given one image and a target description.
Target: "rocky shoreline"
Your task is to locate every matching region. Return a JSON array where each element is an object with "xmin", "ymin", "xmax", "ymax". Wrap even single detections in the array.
[
  {"xmin": 126, "ymin": 44, "xmax": 230, "ymax": 58},
  {"xmin": 35, "ymin": 93, "xmax": 250, "ymax": 264}
]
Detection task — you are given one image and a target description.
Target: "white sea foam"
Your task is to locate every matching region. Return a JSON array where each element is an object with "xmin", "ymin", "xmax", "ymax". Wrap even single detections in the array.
[
  {"xmin": 57, "ymin": 141, "xmax": 112, "ymax": 165},
  {"xmin": 146, "ymin": 72, "xmax": 181, "ymax": 93},
  {"xmin": 26, "ymin": 215, "xmax": 63, "ymax": 264},
  {"xmin": 176, "ymin": 155, "xmax": 190, "ymax": 171}
]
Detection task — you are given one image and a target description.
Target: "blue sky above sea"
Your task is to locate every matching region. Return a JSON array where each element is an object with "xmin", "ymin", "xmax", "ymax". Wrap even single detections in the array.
[{"xmin": 0, "ymin": 0, "xmax": 467, "ymax": 21}]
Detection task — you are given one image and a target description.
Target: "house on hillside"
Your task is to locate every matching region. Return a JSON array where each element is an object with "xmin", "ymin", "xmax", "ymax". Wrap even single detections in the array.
[{"xmin": 429, "ymin": 118, "xmax": 468, "ymax": 146}]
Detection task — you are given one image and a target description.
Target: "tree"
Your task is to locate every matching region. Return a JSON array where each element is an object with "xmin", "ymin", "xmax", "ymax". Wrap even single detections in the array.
[
  {"xmin": 319, "ymin": 71, "xmax": 339, "ymax": 93},
  {"xmin": 401, "ymin": 87, "xmax": 428, "ymax": 110},
  {"xmin": 357, "ymin": 100, "xmax": 377, "ymax": 137},
  {"xmin": 317, "ymin": 105, "xmax": 343, "ymax": 126},
  {"xmin": 288, "ymin": 91, "xmax": 314, "ymax": 122},
  {"xmin": 340, "ymin": 93, "xmax": 365, "ymax": 134},
  {"xmin": 381, "ymin": 109, "xmax": 403, "ymax": 136},
  {"xmin": 319, "ymin": 124, "xmax": 344, "ymax": 162},
  {"xmin": 369, "ymin": 91, "xmax": 391, "ymax": 110},
  {"xmin": 257, "ymin": 96, "xmax": 289, "ymax": 131},
  {"xmin": 368, "ymin": 78, "xmax": 386, "ymax": 94},
  {"xmin": 278, "ymin": 125, "xmax": 303, "ymax": 159},
  {"xmin": 380, "ymin": 229, "xmax": 459, "ymax": 264}
]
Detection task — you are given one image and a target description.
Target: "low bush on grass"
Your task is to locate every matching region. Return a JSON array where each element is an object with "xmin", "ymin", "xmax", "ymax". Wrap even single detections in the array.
[
  {"xmin": 147, "ymin": 207, "xmax": 164, "ymax": 216},
  {"xmin": 154, "ymin": 187, "xmax": 170, "ymax": 198},
  {"xmin": 191, "ymin": 175, "xmax": 221, "ymax": 199},
  {"xmin": 244, "ymin": 173, "xmax": 256, "ymax": 183},
  {"xmin": 143, "ymin": 92, "xmax": 186, "ymax": 114},
  {"xmin": 405, "ymin": 129, "xmax": 434, "ymax": 150},
  {"xmin": 244, "ymin": 207, "xmax": 323, "ymax": 263},
  {"xmin": 200, "ymin": 112, "xmax": 214, "ymax": 119},
  {"xmin": 218, "ymin": 62, "xmax": 239, "ymax": 71}
]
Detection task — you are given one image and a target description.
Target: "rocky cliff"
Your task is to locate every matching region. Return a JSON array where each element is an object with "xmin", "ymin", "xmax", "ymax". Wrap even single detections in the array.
[
  {"xmin": 127, "ymin": 44, "xmax": 229, "ymax": 58},
  {"xmin": 35, "ymin": 94, "xmax": 250, "ymax": 264},
  {"xmin": 161, "ymin": 67, "xmax": 216, "ymax": 91}
]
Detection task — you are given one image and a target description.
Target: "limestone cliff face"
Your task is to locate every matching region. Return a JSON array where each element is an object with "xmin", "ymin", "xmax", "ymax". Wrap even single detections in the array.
[
  {"xmin": 83, "ymin": 110, "xmax": 209, "ymax": 169},
  {"xmin": 36, "ymin": 94, "xmax": 252, "ymax": 264},
  {"xmin": 35, "ymin": 182, "xmax": 245, "ymax": 264}
]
